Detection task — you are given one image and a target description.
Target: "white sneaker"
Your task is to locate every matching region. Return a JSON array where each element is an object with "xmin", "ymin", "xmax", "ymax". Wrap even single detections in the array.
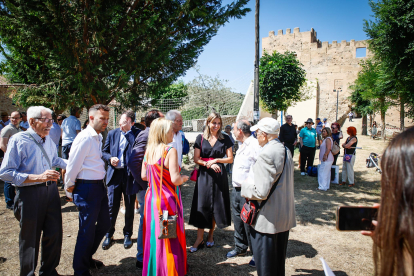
[
  {"xmin": 120, "ymin": 207, "xmax": 126, "ymax": 214},
  {"xmin": 301, "ymin": 172, "xmax": 306, "ymax": 176},
  {"xmin": 134, "ymin": 208, "xmax": 139, "ymax": 214}
]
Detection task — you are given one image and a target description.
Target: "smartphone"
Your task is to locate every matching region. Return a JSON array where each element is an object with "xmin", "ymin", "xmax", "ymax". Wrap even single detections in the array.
[{"xmin": 336, "ymin": 206, "xmax": 378, "ymax": 231}]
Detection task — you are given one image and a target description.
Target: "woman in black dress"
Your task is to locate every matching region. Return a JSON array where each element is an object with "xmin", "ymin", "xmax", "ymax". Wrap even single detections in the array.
[{"xmin": 189, "ymin": 112, "xmax": 234, "ymax": 252}]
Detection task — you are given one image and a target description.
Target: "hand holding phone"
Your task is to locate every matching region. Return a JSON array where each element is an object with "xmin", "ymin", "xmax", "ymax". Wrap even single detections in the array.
[{"xmin": 336, "ymin": 205, "xmax": 379, "ymax": 231}]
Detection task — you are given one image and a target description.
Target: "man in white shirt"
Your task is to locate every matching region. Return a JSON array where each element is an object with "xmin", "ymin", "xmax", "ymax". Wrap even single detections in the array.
[
  {"xmin": 226, "ymin": 120, "xmax": 260, "ymax": 267},
  {"xmin": 165, "ymin": 110, "xmax": 184, "ymax": 167},
  {"xmin": 323, "ymin": 118, "xmax": 330, "ymax": 128},
  {"xmin": 65, "ymin": 104, "xmax": 110, "ymax": 276}
]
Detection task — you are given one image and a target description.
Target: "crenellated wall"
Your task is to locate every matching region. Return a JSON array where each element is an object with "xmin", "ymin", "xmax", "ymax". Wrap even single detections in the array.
[{"xmin": 262, "ymin": 28, "xmax": 372, "ymax": 122}]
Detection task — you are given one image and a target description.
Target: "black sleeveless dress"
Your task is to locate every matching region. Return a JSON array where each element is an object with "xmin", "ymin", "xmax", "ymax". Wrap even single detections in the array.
[{"xmin": 189, "ymin": 134, "xmax": 233, "ymax": 229}]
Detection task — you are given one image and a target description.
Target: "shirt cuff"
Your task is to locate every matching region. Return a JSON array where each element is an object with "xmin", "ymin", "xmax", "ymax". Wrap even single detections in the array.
[{"xmin": 13, "ymin": 173, "xmax": 29, "ymax": 187}]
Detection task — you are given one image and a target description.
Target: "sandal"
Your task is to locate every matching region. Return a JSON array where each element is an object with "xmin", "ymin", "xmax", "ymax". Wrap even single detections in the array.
[
  {"xmin": 206, "ymin": 240, "xmax": 215, "ymax": 248},
  {"xmin": 348, "ymin": 184, "xmax": 355, "ymax": 187},
  {"xmin": 339, "ymin": 182, "xmax": 346, "ymax": 186}
]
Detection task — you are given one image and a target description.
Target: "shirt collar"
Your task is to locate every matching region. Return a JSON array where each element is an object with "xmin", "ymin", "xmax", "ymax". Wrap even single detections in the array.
[
  {"xmin": 243, "ymin": 135, "xmax": 255, "ymax": 146},
  {"xmin": 28, "ymin": 128, "xmax": 47, "ymax": 144},
  {"xmin": 86, "ymin": 125, "xmax": 99, "ymax": 137}
]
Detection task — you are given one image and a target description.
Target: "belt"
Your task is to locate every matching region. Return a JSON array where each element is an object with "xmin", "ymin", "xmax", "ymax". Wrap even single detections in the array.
[
  {"xmin": 30, "ymin": 181, "xmax": 56, "ymax": 187},
  {"xmin": 234, "ymin": 187, "xmax": 241, "ymax": 191},
  {"xmin": 76, "ymin": 179, "xmax": 104, "ymax": 184}
]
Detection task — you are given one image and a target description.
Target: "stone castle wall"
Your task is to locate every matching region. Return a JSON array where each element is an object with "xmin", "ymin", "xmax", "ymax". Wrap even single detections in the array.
[{"xmin": 262, "ymin": 28, "xmax": 372, "ymax": 122}]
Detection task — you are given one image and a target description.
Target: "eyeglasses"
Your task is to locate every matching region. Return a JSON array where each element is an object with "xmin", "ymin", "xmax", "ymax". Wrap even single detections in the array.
[
  {"xmin": 35, "ymin": 118, "xmax": 54, "ymax": 124},
  {"xmin": 332, "ymin": 127, "xmax": 337, "ymax": 129}
]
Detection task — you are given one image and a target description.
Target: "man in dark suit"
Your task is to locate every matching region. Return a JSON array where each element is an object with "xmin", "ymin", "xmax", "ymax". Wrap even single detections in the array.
[
  {"xmin": 102, "ymin": 111, "xmax": 140, "ymax": 250},
  {"xmin": 127, "ymin": 109, "xmax": 163, "ymax": 269}
]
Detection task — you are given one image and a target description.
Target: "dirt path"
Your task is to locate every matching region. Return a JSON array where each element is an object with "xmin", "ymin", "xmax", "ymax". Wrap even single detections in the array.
[{"xmin": 0, "ymin": 122, "xmax": 388, "ymax": 275}]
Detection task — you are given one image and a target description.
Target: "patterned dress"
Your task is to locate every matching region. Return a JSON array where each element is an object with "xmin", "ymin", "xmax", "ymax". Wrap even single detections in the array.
[{"xmin": 143, "ymin": 147, "xmax": 187, "ymax": 276}]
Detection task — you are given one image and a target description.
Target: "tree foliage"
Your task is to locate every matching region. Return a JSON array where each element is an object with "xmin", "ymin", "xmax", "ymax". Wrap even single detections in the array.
[
  {"xmin": 0, "ymin": 0, "xmax": 250, "ymax": 112},
  {"xmin": 258, "ymin": 50, "xmax": 306, "ymax": 113}
]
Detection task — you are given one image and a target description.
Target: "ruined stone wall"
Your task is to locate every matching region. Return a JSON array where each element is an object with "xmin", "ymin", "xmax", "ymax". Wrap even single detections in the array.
[{"xmin": 262, "ymin": 28, "xmax": 372, "ymax": 123}]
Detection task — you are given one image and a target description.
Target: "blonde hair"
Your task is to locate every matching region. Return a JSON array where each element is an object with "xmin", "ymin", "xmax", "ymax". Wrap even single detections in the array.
[
  {"xmin": 323, "ymin": 127, "xmax": 332, "ymax": 137},
  {"xmin": 203, "ymin": 112, "xmax": 224, "ymax": 140},
  {"xmin": 146, "ymin": 118, "xmax": 172, "ymax": 164}
]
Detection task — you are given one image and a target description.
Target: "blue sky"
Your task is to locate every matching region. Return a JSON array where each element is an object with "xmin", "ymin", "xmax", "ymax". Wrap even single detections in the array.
[{"xmin": 181, "ymin": 0, "xmax": 374, "ymax": 94}]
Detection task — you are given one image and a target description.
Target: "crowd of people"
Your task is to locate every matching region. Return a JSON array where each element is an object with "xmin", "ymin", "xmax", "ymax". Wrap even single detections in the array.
[{"xmin": 0, "ymin": 105, "xmax": 411, "ymax": 276}]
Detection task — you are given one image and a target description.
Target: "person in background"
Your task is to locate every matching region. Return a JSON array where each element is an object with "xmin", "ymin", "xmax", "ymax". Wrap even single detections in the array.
[
  {"xmin": 82, "ymin": 119, "xmax": 89, "ymax": 130},
  {"xmin": 57, "ymin": 114, "xmax": 66, "ymax": 126},
  {"xmin": 101, "ymin": 111, "xmax": 140, "ymax": 251},
  {"xmin": 19, "ymin": 111, "xmax": 29, "ymax": 131},
  {"xmin": 61, "ymin": 107, "xmax": 81, "ymax": 185},
  {"xmin": 49, "ymin": 112, "xmax": 62, "ymax": 151},
  {"xmin": 226, "ymin": 120, "xmax": 259, "ymax": 267},
  {"xmin": 331, "ymin": 122, "xmax": 343, "ymax": 165},
  {"xmin": 371, "ymin": 121, "xmax": 378, "ymax": 139},
  {"xmin": 141, "ymin": 118, "xmax": 189, "ymax": 276},
  {"xmin": 348, "ymin": 111, "xmax": 354, "ymax": 122},
  {"xmin": 128, "ymin": 109, "xmax": 164, "ymax": 269},
  {"xmin": 0, "ymin": 111, "xmax": 21, "ymax": 210},
  {"xmin": 0, "ymin": 111, "xmax": 9, "ymax": 129},
  {"xmin": 315, "ymin": 118, "xmax": 323, "ymax": 149},
  {"xmin": 361, "ymin": 127, "xmax": 414, "ymax": 276},
  {"xmin": 0, "ymin": 106, "xmax": 67, "ymax": 276},
  {"xmin": 165, "ymin": 110, "xmax": 185, "ymax": 167},
  {"xmin": 279, "ymin": 114, "xmax": 297, "ymax": 157},
  {"xmin": 242, "ymin": 117, "xmax": 296, "ymax": 276},
  {"xmin": 65, "ymin": 104, "xmax": 111, "ymax": 276},
  {"xmin": 299, "ymin": 118, "xmax": 317, "ymax": 176},
  {"xmin": 322, "ymin": 118, "xmax": 330, "ymax": 128},
  {"xmin": 189, "ymin": 112, "xmax": 233, "ymax": 252},
  {"xmin": 317, "ymin": 127, "xmax": 334, "ymax": 191},
  {"xmin": 223, "ymin": 124, "xmax": 235, "ymax": 174},
  {"xmin": 341, "ymin": 126, "xmax": 358, "ymax": 187}
]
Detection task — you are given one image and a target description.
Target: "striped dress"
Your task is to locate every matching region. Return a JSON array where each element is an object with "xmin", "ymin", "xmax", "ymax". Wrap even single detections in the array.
[{"xmin": 143, "ymin": 147, "xmax": 188, "ymax": 276}]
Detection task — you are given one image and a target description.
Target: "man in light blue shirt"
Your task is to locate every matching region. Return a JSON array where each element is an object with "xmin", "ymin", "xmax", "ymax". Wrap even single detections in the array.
[
  {"xmin": 61, "ymin": 107, "xmax": 81, "ymax": 159},
  {"xmin": 19, "ymin": 111, "xmax": 30, "ymax": 131},
  {"xmin": 0, "ymin": 106, "xmax": 67, "ymax": 276},
  {"xmin": 49, "ymin": 113, "xmax": 62, "ymax": 151}
]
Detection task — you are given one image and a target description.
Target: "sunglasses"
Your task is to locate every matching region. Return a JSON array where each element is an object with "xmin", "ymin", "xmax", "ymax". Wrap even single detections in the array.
[
  {"xmin": 162, "ymin": 220, "xmax": 169, "ymax": 236},
  {"xmin": 332, "ymin": 127, "xmax": 337, "ymax": 129}
]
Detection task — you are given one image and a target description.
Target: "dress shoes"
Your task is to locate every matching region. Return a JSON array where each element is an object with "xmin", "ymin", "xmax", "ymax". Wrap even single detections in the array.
[
  {"xmin": 226, "ymin": 249, "xmax": 247, "ymax": 258},
  {"xmin": 136, "ymin": 260, "xmax": 143, "ymax": 268},
  {"xmin": 189, "ymin": 240, "xmax": 205, "ymax": 253},
  {"xmin": 248, "ymin": 257, "xmax": 255, "ymax": 267},
  {"xmin": 124, "ymin": 236, "xmax": 133, "ymax": 249},
  {"xmin": 102, "ymin": 236, "xmax": 114, "ymax": 250},
  {"xmin": 89, "ymin": 258, "xmax": 104, "ymax": 269}
]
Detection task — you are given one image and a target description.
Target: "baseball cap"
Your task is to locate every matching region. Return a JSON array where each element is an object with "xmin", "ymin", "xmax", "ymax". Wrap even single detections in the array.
[{"xmin": 250, "ymin": 117, "xmax": 280, "ymax": 134}]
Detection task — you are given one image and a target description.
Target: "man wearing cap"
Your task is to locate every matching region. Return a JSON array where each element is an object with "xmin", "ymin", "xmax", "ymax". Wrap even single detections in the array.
[
  {"xmin": 315, "ymin": 118, "xmax": 323, "ymax": 149},
  {"xmin": 279, "ymin": 114, "xmax": 297, "ymax": 157},
  {"xmin": 322, "ymin": 118, "xmax": 330, "ymax": 129},
  {"xmin": 299, "ymin": 118, "xmax": 317, "ymax": 176},
  {"xmin": 241, "ymin": 117, "xmax": 296, "ymax": 276}
]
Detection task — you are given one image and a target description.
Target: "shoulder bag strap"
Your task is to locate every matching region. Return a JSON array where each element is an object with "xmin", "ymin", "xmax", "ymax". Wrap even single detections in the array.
[
  {"xmin": 255, "ymin": 146, "xmax": 288, "ymax": 211},
  {"xmin": 26, "ymin": 133, "xmax": 52, "ymax": 169}
]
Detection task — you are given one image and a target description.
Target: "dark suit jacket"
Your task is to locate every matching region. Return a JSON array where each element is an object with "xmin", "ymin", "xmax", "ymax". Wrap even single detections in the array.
[
  {"xmin": 127, "ymin": 127, "xmax": 149, "ymax": 194},
  {"xmin": 102, "ymin": 127, "xmax": 140, "ymax": 193}
]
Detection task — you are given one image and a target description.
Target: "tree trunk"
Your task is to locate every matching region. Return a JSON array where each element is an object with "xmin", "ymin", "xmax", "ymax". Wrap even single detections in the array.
[
  {"xmin": 362, "ymin": 115, "xmax": 367, "ymax": 135},
  {"xmin": 381, "ymin": 109, "xmax": 386, "ymax": 141},
  {"xmin": 369, "ymin": 113, "xmax": 373, "ymax": 134},
  {"xmin": 400, "ymin": 96, "xmax": 405, "ymax": 132}
]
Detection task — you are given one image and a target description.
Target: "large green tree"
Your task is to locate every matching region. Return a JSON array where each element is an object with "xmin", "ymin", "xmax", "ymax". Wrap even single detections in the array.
[
  {"xmin": 0, "ymin": 0, "xmax": 249, "ymax": 112},
  {"xmin": 259, "ymin": 50, "xmax": 306, "ymax": 114},
  {"xmin": 364, "ymin": 0, "xmax": 414, "ymax": 130}
]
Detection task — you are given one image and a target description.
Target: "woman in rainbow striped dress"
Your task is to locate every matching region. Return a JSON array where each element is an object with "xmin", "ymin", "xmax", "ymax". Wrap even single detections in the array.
[{"xmin": 141, "ymin": 118, "xmax": 189, "ymax": 276}]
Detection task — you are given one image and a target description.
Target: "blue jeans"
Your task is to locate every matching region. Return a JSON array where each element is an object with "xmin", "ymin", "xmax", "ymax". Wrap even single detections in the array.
[
  {"xmin": 4, "ymin": 182, "xmax": 15, "ymax": 208},
  {"xmin": 136, "ymin": 189, "xmax": 146, "ymax": 262}
]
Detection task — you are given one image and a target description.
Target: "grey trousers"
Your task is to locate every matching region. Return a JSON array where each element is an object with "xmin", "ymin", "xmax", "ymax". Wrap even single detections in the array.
[
  {"xmin": 250, "ymin": 227, "xmax": 289, "ymax": 276},
  {"xmin": 14, "ymin": 182, "xmax": 62, "ymax": 276}
]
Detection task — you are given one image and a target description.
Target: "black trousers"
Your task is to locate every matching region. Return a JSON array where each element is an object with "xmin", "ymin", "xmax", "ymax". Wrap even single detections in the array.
[
  {"xmin": 300, "ymin": 145, "xmax": 316, "ymax": 172},
  {"xmin": 14, "ymin": 183, "xmax": 62, "ymax": 276},
  {"xmin": 333, "ymin": 153, "xmax": 339, "ymax": 166},
  {"xmin": 106, "ymin": 169, "xmax": 136, "ymax": 238},
  {"xmin": 284, "ymin": 143, "xmax": 295, "ymax": 158},
  {"xmin": 250, "ymin": 227, "xmax": 290, "ymax": 276},
  {"xmin": 231, "ymin": 188, "xmax": 252, "ymax": 254}
]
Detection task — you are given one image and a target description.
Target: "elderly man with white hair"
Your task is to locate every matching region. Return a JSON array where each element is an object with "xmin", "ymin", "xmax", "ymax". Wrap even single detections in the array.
[
  {"xmin": 241, "ymin": 117, "xmax": 296, "ymax": 276},
  {"xmin": 165, "ymin": 110, "xmax": 186, "ymax": 167},
  {"xmin": 0, "ymin": 106, "xmax": 67, "ymax": 276}
]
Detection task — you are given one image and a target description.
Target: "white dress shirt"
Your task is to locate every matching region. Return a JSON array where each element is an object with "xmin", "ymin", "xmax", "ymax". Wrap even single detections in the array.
[
  {"xmin": 116, "ymin": 130, "xmax": 129, "ymax": 168},
  {"xmin": 232, "ymin": 135, "xmax": 260, "ymax": 188},
  {"xmin": 64, "ymin": 125, "xmax": 106, "ymax": 189},
  {"xmin": 168, "ymin": 131, "xmax": 183, "ymax": 167}
]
